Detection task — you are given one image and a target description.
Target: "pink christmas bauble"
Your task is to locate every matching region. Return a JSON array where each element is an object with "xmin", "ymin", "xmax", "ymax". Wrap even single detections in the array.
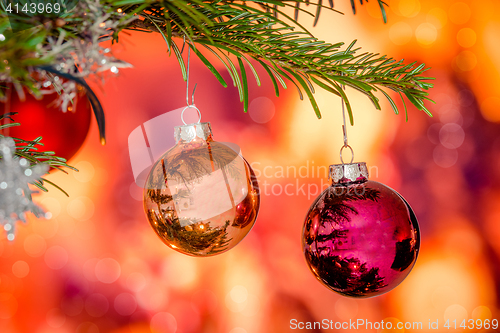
[{"xmin": 302, "ymin": 162, "xmax": 420, "ymax": 298}]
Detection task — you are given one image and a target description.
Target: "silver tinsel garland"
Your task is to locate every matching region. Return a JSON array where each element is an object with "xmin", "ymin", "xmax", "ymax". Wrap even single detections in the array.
[
  {"xmin": 1, "ymin": 0, "xmax": 135, "ymax": 111},
  {"xmin": 39, "ymin": 1, "xmax": 135, "ymax": 111},
  {"xmin": 0, "ymin": 138, "xmax": 49, "ymax": 240}
]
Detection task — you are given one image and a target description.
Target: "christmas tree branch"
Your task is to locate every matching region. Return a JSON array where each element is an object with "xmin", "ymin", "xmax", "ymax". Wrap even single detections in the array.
[
  {"xmin": 130, "ymin": 0, "xmax": 433, "ymax": 121},
  {"xmin": 0, "ymin": 112, "xmax": 76, "ymax": 196}
]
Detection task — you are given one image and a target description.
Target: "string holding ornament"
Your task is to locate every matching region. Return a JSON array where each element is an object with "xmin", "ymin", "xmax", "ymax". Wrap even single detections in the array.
[
  {"xmin": 302, "ymin": 88, "xmax": 420, "ymax": 298},
  {"xmin": 339, "ymin": 86, "xmax": 354, "ymax": 165},
  {"xmin": 181, "ymin": 46, "xmax": 201, "ymax": 125}
]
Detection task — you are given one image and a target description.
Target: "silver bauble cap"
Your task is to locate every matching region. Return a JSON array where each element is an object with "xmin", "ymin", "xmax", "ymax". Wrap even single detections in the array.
[
  {"xmin": 329, "ymin": 162, "xmax": 369, "ymax": 184},
  {"xmin": 174, "ymin": 122, "xmax": 212, "ymax": 143}
]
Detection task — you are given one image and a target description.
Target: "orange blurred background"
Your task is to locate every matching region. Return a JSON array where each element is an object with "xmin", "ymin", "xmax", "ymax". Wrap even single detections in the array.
[{"xmin": 2, "ymin": 0, "xmax": 500, "ymax": 332}]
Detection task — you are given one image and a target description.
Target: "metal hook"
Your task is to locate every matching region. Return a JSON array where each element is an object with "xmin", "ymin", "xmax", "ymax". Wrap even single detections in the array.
[
  {"xmin": 185, "ymin": 46, "xmax": 197, "ymax": 106},
  {"xmin": 339, "ymin": 82, "xmax": 354, "ymax": 164},
  {"xmin": 180, "ymin": 35, "xmax": 186, "ymax": 54},
  {"xmin": 341, "ymin": 86, "xmax": 348, "ymax": 148},
  {"xmin": 339, "ymin": 145, "xmax": 354, "ymax": 164}
]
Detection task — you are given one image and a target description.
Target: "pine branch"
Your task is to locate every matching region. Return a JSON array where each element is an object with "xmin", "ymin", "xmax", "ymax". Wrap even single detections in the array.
[
  {"xmin": 0, "ymin": 112, "xmax": 76, "ymax": 196},
  {"xmin": 128, "ymin": 1, "xmax": 433, "ymax": 121},
  {"xmin": 0, "ymin": 0, "xmax": 434, "ymax": 123}
]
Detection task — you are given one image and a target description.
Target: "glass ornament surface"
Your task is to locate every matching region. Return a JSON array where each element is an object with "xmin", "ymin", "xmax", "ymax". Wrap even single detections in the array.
[
  {"xmin": 302, "ymin": 163, "xmax": 420, "ymax": 298},
  {"xmin": 144, "ymin": 122, "xmax": 260, "ymax": 256}
]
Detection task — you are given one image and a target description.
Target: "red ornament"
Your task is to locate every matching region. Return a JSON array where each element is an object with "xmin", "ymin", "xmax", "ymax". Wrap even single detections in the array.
[{"xmin": 0, "ymin": 86, "xmax": 91, "ymax": 163}]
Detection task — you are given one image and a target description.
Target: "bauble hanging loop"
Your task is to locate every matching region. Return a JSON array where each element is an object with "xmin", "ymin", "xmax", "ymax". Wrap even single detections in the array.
[{"xmin": 180, "ymin": 105, "xmax": 202, "ymax": 126}]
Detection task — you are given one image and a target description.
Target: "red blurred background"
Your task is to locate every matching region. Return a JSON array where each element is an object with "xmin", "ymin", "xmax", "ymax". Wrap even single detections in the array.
[{"xmin": 2, "ymin": 0, "xmax": 500, "ymax": 332}]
